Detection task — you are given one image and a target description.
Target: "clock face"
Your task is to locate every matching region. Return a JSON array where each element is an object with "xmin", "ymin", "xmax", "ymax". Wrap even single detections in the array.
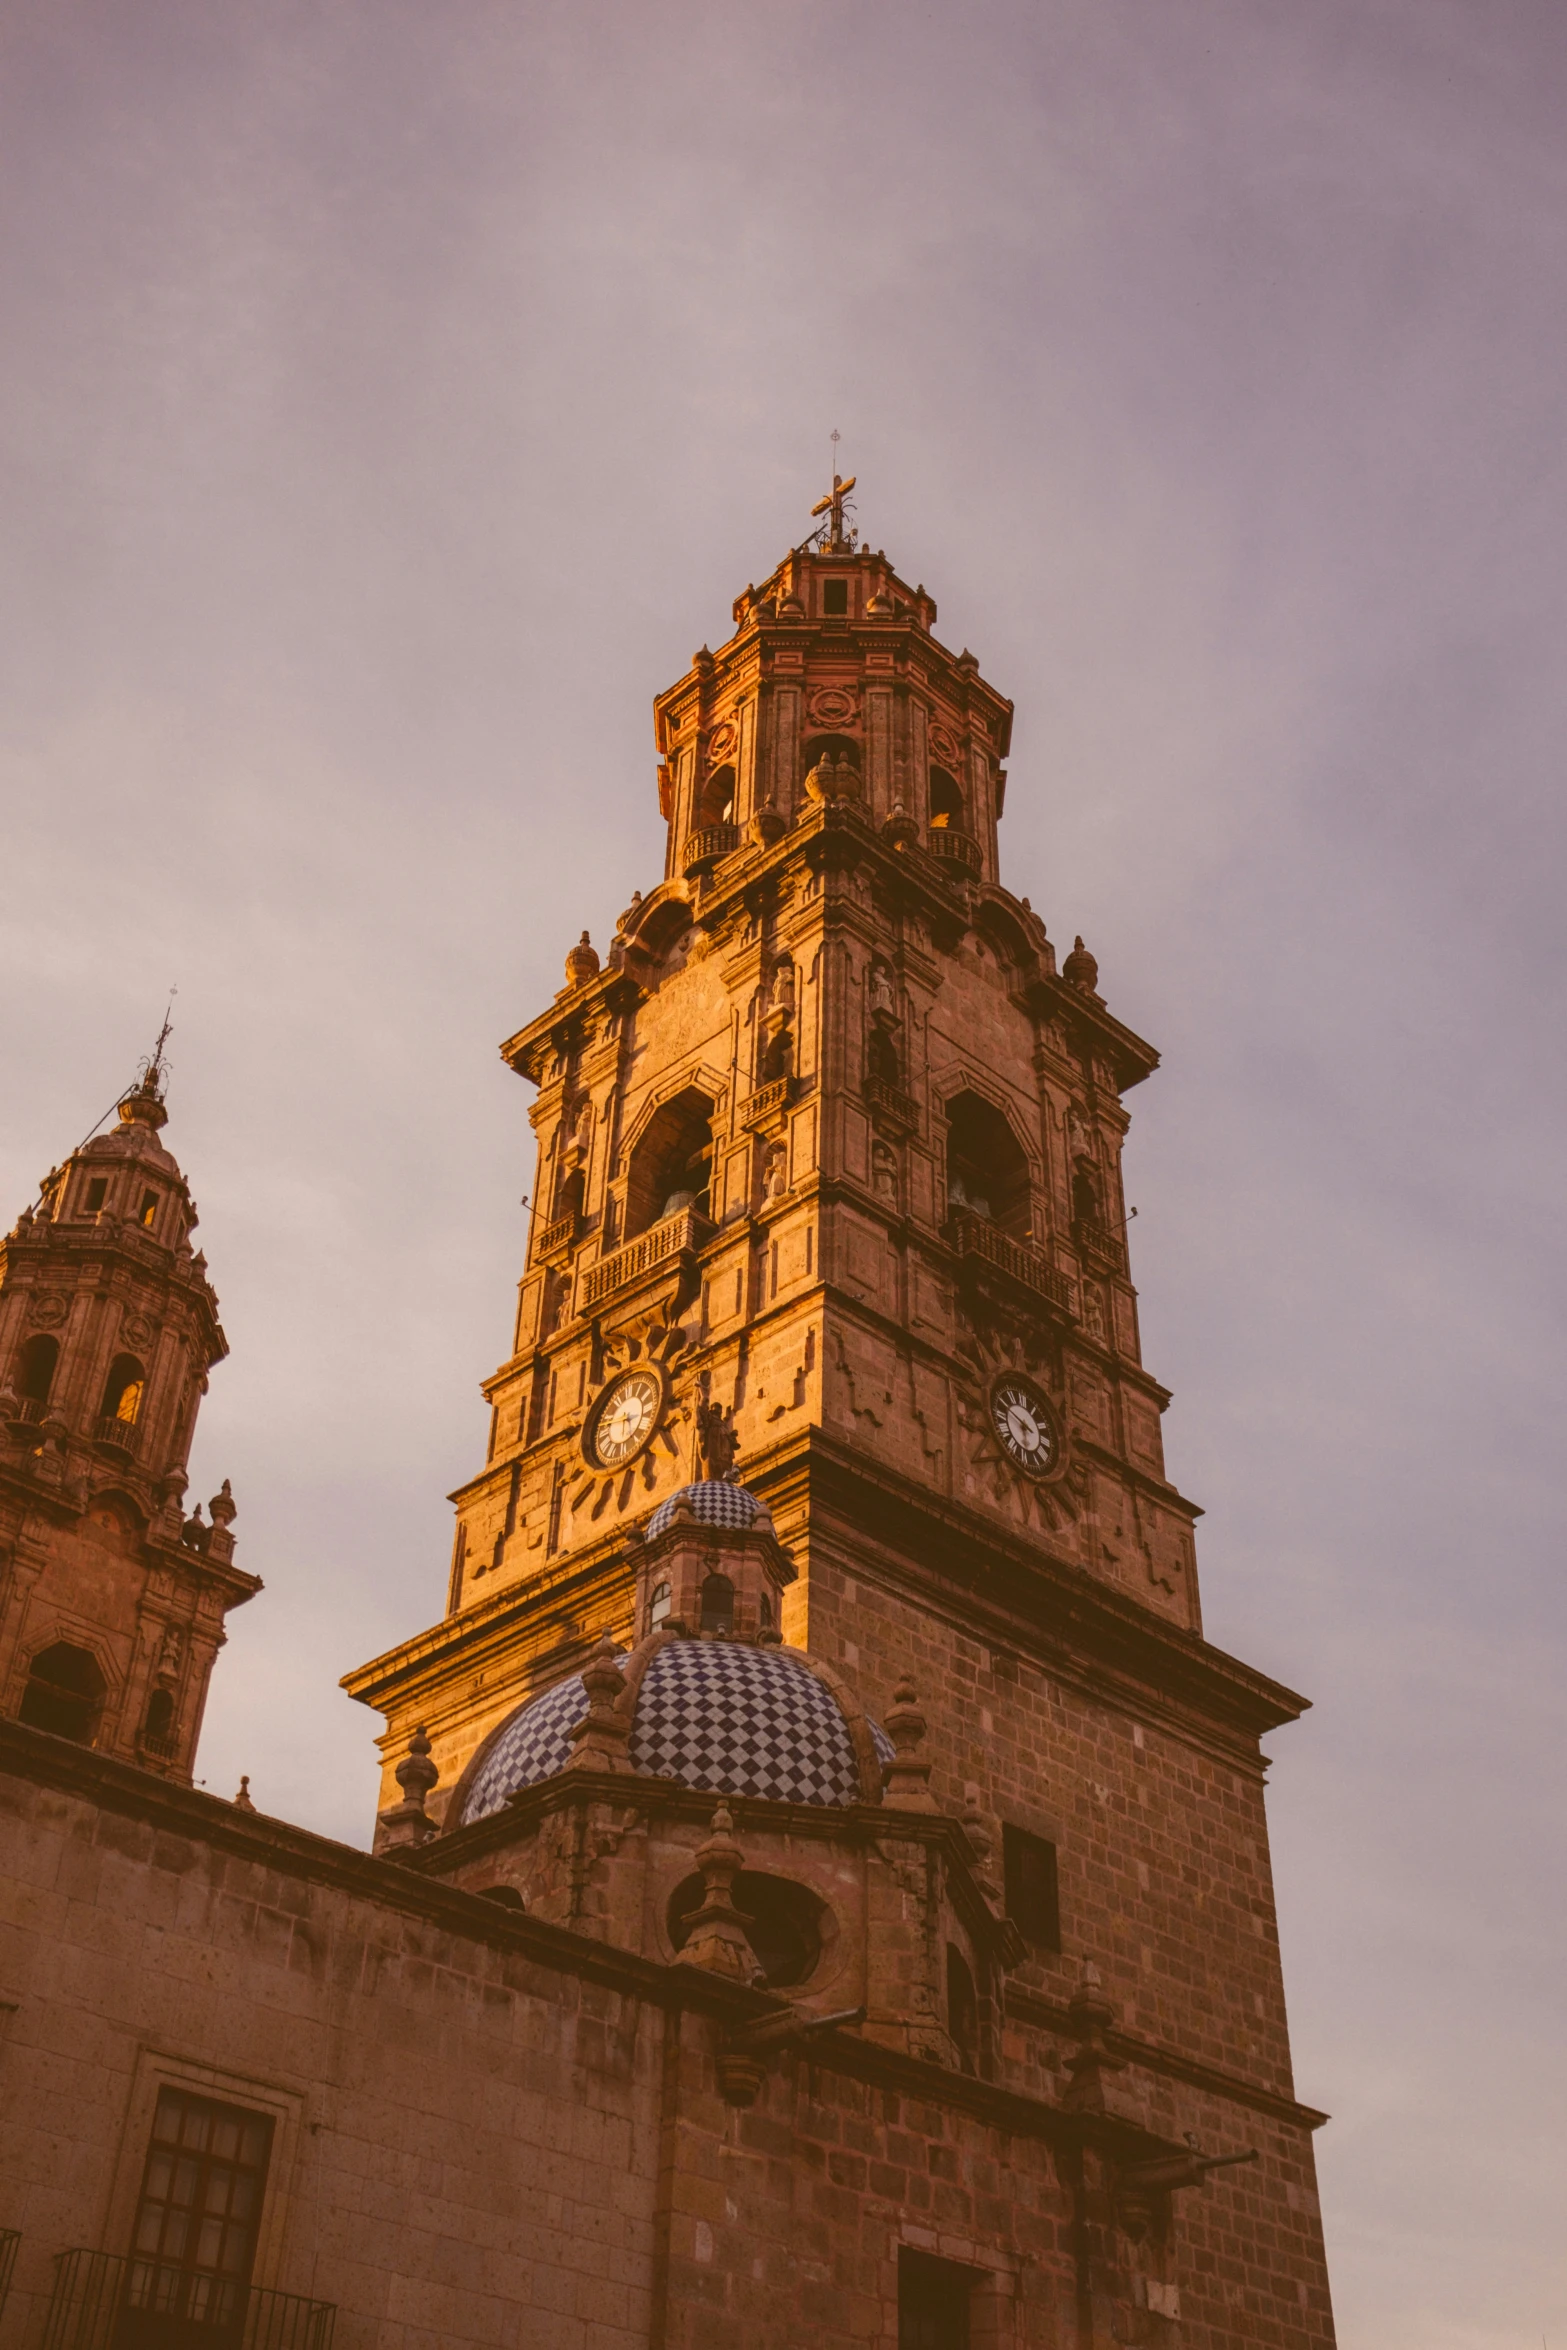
[
  {"xmin": 989, "ymin": 1376, "xmax": 1062, "ymax": 1480},
  {"xmin": 589, "ymin": 1368, "xmax": 664, "ymax": 1467}
]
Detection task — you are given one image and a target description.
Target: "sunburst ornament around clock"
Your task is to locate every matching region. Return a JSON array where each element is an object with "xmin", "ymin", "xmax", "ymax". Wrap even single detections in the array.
[{"xmin": 987, "ymin": 1372, "xmax": 1064, "ymax": 1482}]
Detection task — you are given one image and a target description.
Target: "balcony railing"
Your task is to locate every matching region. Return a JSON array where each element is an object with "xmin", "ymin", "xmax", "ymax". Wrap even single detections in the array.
[
  {"xmin": 93, "ymin": 1416, "xmax": 140, "ymax": 1458},
  {"xmin": 138, "ymin": 1727, "xmax": 180, "ymax": 1762},
  {"xmin": 926, "ymin": 826, "xmax": 982, "ymax": 874},
  {"xmin": 533, "ymin": 1211, "xmax": 579, "ymax": 1262},
  {"xmin": 7, "ymin": 1395, "xmax": 48, "ymax": 1427},
  {"xmin": 43, "ymin": 2251, "xmax": 335, "ymax": 2350},
  {"xmin": 946, "ymin": 1213, "xmax": 1074, "ymax": 1315},
  {"xmin": 681, "ymin": 822, "xmax": 742, "ymax": 877},
  {"xmin": 1074, "ymin": 1217, "xmax": 1126, "ymax": 1276},
  {"xmin": 743, "ymin": 1077, "xmax": 794, "ymax": 1128},
  {"xmin": 579, "ymin": 1206, "xmax": 711, "ymax": 1312},
  {"xmin": 0, "ymin": 2228, "xmax": 20, "ymax": 2319},
  {"xmin": 863, "ymin": 1075, "xmax": 919, "ymax": 1130}
]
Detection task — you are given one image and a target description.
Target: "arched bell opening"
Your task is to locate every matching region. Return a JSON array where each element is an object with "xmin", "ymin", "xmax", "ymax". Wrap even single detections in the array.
[
  {"xmin": 99, "ymin": 1353, "xmax": 146, "ymax": 1427},
  {"xmin": 698, "ymin": 1573, "xmax": 734, "ymax": 1635},
  {"xmin": 668, "ymin": 1870, "xmax": 826, "ymax": 1990},
  {"xmin": 13, "ymin": 1333, "xmax": 59, "ymax": 1420},
  {"xmin": 18, "ymin": 1640, "xmax": 107, "ymax": 1746},
  {"xmin": 625, "ymin": 1089, "xmax": 715, "ymax": 1237},
  {"xmin": 695, "ymin": 764, "xmax": 737, "ymax": 827},
  {"xmin": 928, "ymin": 766, "xmax": 965, "ymax": 830},
  {"xmin": 944, "ymin": 1091, "xmax": 1032, "ymax": 1241},
  {"xmin": 802, "ymin": 733, "xmax": 860, "ymax": 775}
]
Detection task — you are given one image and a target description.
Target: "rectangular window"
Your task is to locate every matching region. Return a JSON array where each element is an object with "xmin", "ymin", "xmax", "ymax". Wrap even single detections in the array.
[
  {"xmin": 84, "ymin": 1177, "xmax": 107, "ymax": 1214},
  {"xmin": 1002, "ymin": 1823, "xmax": 1061, "ymax": 1951},
  {"xmin": 138, "ymin": 1189, "xmax": 159, "ymax": 1227},
  {"xmin": 898, "ymin": 2248, "xmax": 973, "ymax": 2350},
  {"xmin": 123, "ymin": 2085, "xmax": 273, "ymax": 2339},
  {"xmin": 822, "ymin": 578, "xmax": 849, "ymax": 615}
]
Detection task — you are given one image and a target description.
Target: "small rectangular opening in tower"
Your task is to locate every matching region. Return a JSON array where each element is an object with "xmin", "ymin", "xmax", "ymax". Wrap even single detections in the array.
[
  {"xmin": 138, "ymin": 1189, "xmax": 158, "ymax": 1226},
  {"xmin": 822, "ymin": 578, "xmax": 849, "ymax": 615},
  {"xmin": 898, "ymin": 2248, "xmax": 974, "ymax": 2350},
  {"xmin": 1002, "ymin": 1823, "xmax": 1061, "ymax": 1950},
  {"xmin": 84, "ymin": 1177, "xmax": 107, "ymax": 1214}
]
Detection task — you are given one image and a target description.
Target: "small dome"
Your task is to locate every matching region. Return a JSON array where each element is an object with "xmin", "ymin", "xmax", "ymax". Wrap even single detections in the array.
[
  {"xmin": 647, "ymin": 1480, "xmax": 766, "ymax": 1539},
  {"xmin": 459, "ymin": 1641, "xmax": 894, "ymax": 1825}
]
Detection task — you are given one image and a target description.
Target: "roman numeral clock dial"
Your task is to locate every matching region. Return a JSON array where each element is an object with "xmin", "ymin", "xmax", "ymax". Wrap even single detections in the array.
[{"xmin": 989, "ymin": 1376, "xmax": 1063, "ymax": 1480}]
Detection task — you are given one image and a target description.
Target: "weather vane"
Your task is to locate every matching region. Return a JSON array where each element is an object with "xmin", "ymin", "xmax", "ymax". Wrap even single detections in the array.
[{"xmin": 807, "ymin": 429, "xmax": 858, "ymax": 553}]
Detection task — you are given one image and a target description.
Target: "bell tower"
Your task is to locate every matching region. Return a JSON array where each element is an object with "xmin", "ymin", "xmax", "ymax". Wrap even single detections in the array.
[
  {"xmin": 344, "ymin": 485, "xmax": 1334, "ymax": 2339},
  {"xmin": 0, "ymin": 1049, "xmax": 259, "ymax": 1780},
  {"xmin": 347, "ymin": 487, "xmax": 1210, "ymax": 1785}
]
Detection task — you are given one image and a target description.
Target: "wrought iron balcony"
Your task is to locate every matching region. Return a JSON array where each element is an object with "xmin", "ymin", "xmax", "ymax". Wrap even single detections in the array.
[
  {"xmin": 42, "ymin": 2250, "xmax": 335, "ymax": 2350},
  {"xmin": 863, "ymin": 1075, "xmax": 919, "ymax": 1130},
  {"xmin": 6, "ymin": 1395, "xmax": 48, "ymax": 1427},
  {"xmin": 579, "ymin": 1206, "xmax": 712, "ymax": 1312},
  {"xmin": 925, "ymin": 826, "xmax": 982, "ymax": 874},
  {"xmin": 946, "ymin": 1212, "xmax": 1074, "ymax": 1315},
  {"xmin": 92, "ymin": 1415, "xmax": 139, "ymax": 1458},
  {"xmin": 681, "ymin": 822, "xmax": 742, "ymax": 877}
]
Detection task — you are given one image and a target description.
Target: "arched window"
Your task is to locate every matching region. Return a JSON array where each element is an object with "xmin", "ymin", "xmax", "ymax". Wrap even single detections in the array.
[
  {"xmin": 668, "ymin": 1870, "xmax": 824, "ymax": 1988},
  {"xmin": 696, "ymin": 765, "xmax": 736, "ymax": 827},
  {"xmin": 867, "ymin": 1025, "xmax": 901, "ymax": 1088},
  {"xmin": 946, "ymin": 1944, "xmax": 980, "ymax": 2074},
  {"xmin": 625, "ymin": 1088, "xmax": 715, "ymax": 1237},
  {"xmin": 18, "ymin": 1641, "xmax": 106, "ymax": 1745},
  {"xmin": 928, "ymin": 767, "xmax": 964, "ymax": 830},
  {"xmin": 758, "ymin": 1590, "xmax": 773, "ymax": 1628},
  {"xmin": 16, "ymin": 1333, "xmax": 59, "ymax": 1410},
  {"xmin": 100, "ymin": 1353, "xmax": 146, "ymax": 1426},
  {"xmin": 1072, "ymin": 1165, "xmax": 1102, "ymax": 1227},
  {"xmin": 648, "ymin": 1580, "xmax": 672, "ymax": 1632},
  {"xmin": 142, "ymin": 1686, "xmax": 176, "ymax": 1754},
  {"xmin": 699, "ymin": 1573, "xmax": 734, "ymax": 1635},
  {"xmin": 944, "ymin": 1092, "xmax": 1031, "ymax": 1240},
  {"xmin": 802, "ymin": 732, "xmax": 860, "ymax": 775}
]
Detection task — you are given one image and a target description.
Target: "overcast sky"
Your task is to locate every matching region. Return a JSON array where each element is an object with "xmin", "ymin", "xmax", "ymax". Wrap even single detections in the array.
[{"xmin": 3, "ymin": 4, "xmax": 1564, "ymax": 2342}]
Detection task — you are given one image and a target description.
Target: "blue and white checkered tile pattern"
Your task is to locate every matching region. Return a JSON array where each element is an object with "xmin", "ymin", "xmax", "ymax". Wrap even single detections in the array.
[
  {"xmin": 627, "ymin": 1641, "xmax": 863, "ymax": 1806},
  {"xmin": 458, "ymin": 1636, "xmax": 890, "ymax": 1824},
  {"xmin": 646, "ymin": 1480, "xmax": 763, "ymax": 1538},
  {"xmin": 460, "ymin": 1669, "xmax": 595, "ymax": 1823}
]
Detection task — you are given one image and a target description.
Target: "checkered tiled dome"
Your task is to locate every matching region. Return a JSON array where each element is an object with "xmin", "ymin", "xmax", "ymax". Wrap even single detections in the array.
[
  {"xmin": 458, "ymin": 1641, "xmax": 892, "ymax": 1824},
  {"xmin": 646, "ymin": 1480, "xmax": 765, "ymax": 1538}
]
